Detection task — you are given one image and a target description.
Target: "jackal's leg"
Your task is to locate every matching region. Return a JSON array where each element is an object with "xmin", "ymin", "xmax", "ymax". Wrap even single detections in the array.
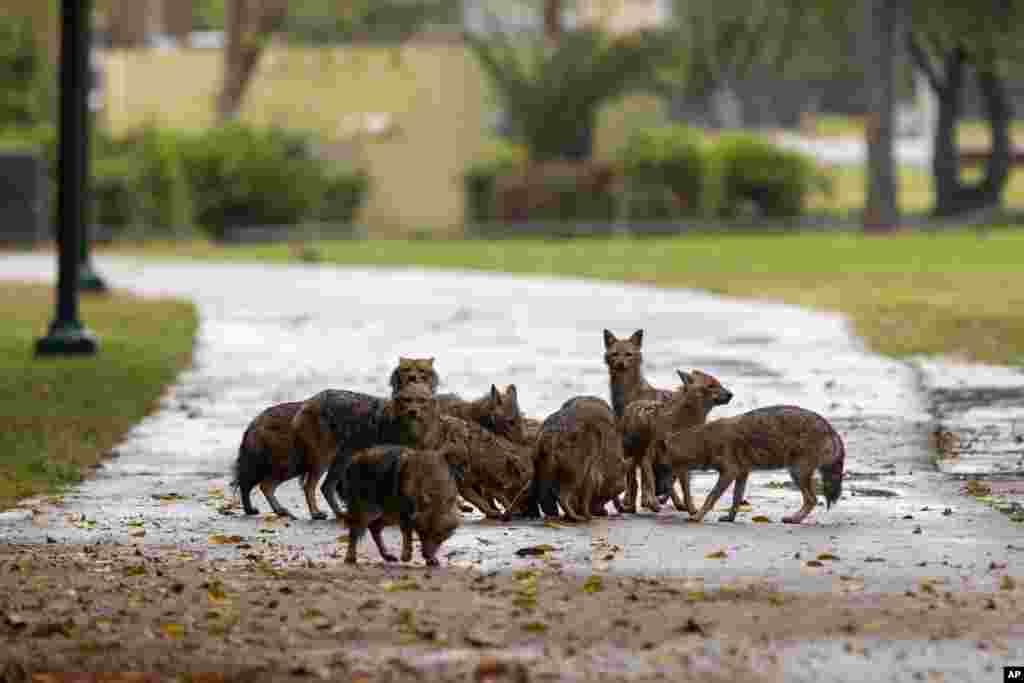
[
  {"xmin": 558, "ymin": 488, "xmax": 587, "ymax": 523},
  {"xmin": 578, "ymin": 473, "xmax": 597, "ymax": 522},
  {"xmin": 692, "ymin": 468, "xmax": 737, "ymax": 523},
  {"xmin": 459, "ymin": 486, "xmax": 502, "ymax": 518},
  {"xmin": 303, "ymin": 465, "xmax": 328, "ymax": 520},
  {"xmin": 258, "ymin": 479, "xmax": 295, "ymax": 519},
  {"xmin": 345, "ymin": 517, "xmax": 367, "ymax": 565},
  {"xmin": 239, "ymin": 481, "xmax": 259, "ymax": 516},
  {"xmin": 640, "ymin": 459, "xmax": 661, "ymax": 513},
  {"xmin": 319, "ymin": 463, "xmax": 347, "ymax": 520},
  {"xmin": 719, "ymin": 473, "xmax": 749, "ymax": 522},
  {"xmin": 783, "ymin": 465, "xmax": 818, "ymax": 524},
  {"xmin": 674, "ymin": 467, "xmax": 699, "ymax": 517},
  {"xmin": 622, "ymin": 462, "xmax": 639, "ymax": 513},
  {"xmin": 400, "ymin": 527, "xmax": 414, "ymax": 563},
  {"xmin": 369, "ymin": 518, "xmax": 397, "ymax": 562}
]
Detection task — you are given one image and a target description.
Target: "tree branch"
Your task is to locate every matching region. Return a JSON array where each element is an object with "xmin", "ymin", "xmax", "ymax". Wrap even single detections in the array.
[{"xmin": 905, "ymin": 31, "xmax": 943, "ymax": 93}]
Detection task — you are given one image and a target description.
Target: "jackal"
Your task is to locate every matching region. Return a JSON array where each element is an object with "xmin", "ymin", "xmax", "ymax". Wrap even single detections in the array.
[
  {"xmin": 650, "ymin": 405, "xmax": 846, "ymax": 524},
  {"xmin": 534, "ymin": 396, "xmax": 627, "ymax": 522},
  {"xmin": 620, "ymin": 370, "xmax": 733, "ymax": 512}
]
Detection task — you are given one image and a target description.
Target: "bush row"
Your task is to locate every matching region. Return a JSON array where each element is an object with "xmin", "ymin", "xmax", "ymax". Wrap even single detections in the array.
[
  {"xmin": 0, "ymin": 123, "xmax": 369, "ymax": 240},
  {"xmin": 465, "ymin": 127, "xmax": 824, "ymax": 223}
]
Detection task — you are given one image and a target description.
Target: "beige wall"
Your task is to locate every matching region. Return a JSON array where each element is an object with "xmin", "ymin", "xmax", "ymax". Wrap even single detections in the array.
[{"xmin": 101, "ymin": 43, "xmax": 486, "ymax": 237}]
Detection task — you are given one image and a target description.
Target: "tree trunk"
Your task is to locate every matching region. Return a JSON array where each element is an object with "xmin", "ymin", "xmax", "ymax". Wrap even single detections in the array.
[
  {"xmin": 216, "ymin": 0, "xmax": 287, "ymax": 123},
  {"xmin": 921, "ymin": 46, "xmax": 1010, "ymax": 216},
  {"xmin": 862, "ymin": 0, "xmax": 899, "ymax": 232},
  {"xmin": 544, "ymin": 0, "xmax": 562, "ymax": 44}
]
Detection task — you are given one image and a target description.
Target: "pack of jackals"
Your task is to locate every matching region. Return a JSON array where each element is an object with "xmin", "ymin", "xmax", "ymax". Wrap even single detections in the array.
[{"xmin": 232, "ymin": 329, "xmax": 847, "ymax": 567}]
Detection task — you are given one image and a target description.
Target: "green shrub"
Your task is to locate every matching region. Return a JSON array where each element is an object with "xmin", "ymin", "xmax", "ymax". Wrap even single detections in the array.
[
  {"xmin": 90, "ymin": 156, "xmax": 139, "ymax": 232},
  {"xmin": 0, "ymin": 16, "xmax": 50, "ymax": 128},
  {"xmin": 178, "ymin": 124, "xmax": 328, "ymax": 240},
  {"xmin": 463, "ymin": 138, "xmax": 526, "ymax": 222},
  {"xmin": 619, "ymin": 125, "xmax": 706, "ymax": 218},
  {"xmin": 706, "ymin": 134, "xmax": 816, "ymax": 218},
  {"xmin": 316, "ymin": 168, "xmax": 370, "ymax": 223}
]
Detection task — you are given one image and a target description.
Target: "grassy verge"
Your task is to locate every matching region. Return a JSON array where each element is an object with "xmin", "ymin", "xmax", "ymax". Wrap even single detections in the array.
[
  {"xmin": 0, "ymin": 283, "xmax": 197, "ymax": 510},
  {"xmin": 100, "ymin": 228, "xmax": 1024, "ymax": 367}
]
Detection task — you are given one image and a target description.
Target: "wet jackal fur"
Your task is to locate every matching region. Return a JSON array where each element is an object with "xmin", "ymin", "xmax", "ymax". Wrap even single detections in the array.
[
  {"xmin": 290, "ymin": 389, "xmax": 397, "ymax": 520},
  {"xmin": 388, "ymin": 383, "xmax": 535, "ymax": 519},
  {"xmin": 341, "ymin": 445, "xmax": 462, "ymax": 567},
  {"xmin": 621, "ymin": 370, "xmax": 733, "ymax": 512},
  {"xmin": 231, "ymin": 401, "xmax": 305, "ymax": 519},
  {"xmin": 604, "ymin": 328, "xmax": 679, "ymax": 512},
  {"xmin": 390, "ymin": 357, "xmax": 529, "ymax": 443},
  {"xmin": 534, "ymin": 396, "xmax": 627, "ymax": 522},
  {"xmin": 650, "ymin": 405, "xmax": 846, "ymax": 524}
]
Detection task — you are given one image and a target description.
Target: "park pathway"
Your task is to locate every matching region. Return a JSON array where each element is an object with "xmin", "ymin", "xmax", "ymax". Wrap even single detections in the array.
[{"xmin": 1, "ymin": 253, "xmax": 1021, "ymax": 598}]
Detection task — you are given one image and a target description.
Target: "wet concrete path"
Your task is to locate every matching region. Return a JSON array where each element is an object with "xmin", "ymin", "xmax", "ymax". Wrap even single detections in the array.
[{"xmin": 1, "ymin": 254, "xmax": 1021, "ymax": 595}]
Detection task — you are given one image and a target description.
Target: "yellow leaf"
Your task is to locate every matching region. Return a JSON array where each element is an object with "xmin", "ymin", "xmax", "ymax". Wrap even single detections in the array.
[
  {"xmin": 817, "ymin": 553, "xmax": 840, "ymax": 561},
  {"xmin": 207, "ymin": 583, "xmax": 227, "ymax": 602},
  {"xmin": 380, "ymin": 579, "xmax": 420, "ymax": 593},
  {"xmin": 125, "ymin": 519, "xmax": 145, "ymax": 527},
  {"xmin": 1000, "ymin": 575, "xmax": 1016, "ymax": 591},
  {"xmin": 543, "ymin": 520, "xmax": 563, "ymax": 529},
  {"xmin": 705, "ymin": 550, "xmax": 727, "ymax": 559},
  {"xmin": 685, "ymin": 591, "xmax": 706, "ymax": 602},
  {"xmin": 522, "ymin": 621, "xmax": 547, "ymax": 633},
  {"xmin": 513, "ymin": 570, "xmax": 539, "ymax": 581},
  {"xmin": 123, "ymin": 565, "xmax": 147, "ymax": 577},
  {"xmin": 208, "ymin": 534, "xmax": 244, "ymax": 545},
  {"xmin": 737, "ymin": 504, "xmax": 753, "ymax": 512},
  {"xmin": 583, "ymin": 576, "xmax": 604, "ymax": 593},
  {"xmin": 751, "ymin": 515, "xmax": 771, "ymax": 523},
  {"xmin": 160, "ymin": 623, "xmax": 185, "ymax": 640}
]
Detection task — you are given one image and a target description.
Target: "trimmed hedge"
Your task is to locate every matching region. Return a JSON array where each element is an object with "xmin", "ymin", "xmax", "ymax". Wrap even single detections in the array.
[
  {"xmin": 464, "ymin": 130, "xmax": 821, "ymax": 224},
  {"xmin": 0, "ymin": 122, "xmax": 369, "ymax": 240}
]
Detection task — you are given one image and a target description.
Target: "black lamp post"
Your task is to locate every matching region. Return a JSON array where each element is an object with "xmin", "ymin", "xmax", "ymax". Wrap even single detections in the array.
[{"xmin": 35, "ymin": 0, "xmax": 99, "ymax": 356}]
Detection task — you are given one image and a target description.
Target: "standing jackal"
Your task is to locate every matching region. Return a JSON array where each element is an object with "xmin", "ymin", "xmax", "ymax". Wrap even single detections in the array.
[
  {"xmin": 650, "ymin": 405, "xmax": 846, "ymax": 524},
  {"xmin": 231, "ymin": 401, "xmax": 305, "ymax": 518},
  {"xmin": 620, "ymin": 370, "xmax": 733, "ymax": 512},
  {"xmin": 534, "ymin": 396, "xmax": 627, "ymax": 522}
]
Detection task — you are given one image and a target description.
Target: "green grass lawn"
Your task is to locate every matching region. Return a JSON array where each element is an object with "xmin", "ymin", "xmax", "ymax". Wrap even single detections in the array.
[
  {"xmin": 102, "ymin": 227, "xmax": 1024, "ymax": 367},
  {"xmin": 0, "ymin": 283, "xmax": 197, "ymax": 510}
]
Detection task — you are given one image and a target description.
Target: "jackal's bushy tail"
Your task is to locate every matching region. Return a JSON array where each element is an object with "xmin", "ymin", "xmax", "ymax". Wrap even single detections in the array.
[
  {"xmin": 819, "ymin": 427, "xmax": 846, "ymax": 510},
  {"xmin": 231, "ymin": 425, "xmax": 269, "ymax": 494}
]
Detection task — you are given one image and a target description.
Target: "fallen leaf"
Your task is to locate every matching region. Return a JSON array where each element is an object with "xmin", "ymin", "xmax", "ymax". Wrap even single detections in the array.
[
  {"xmin": 521, "ymin": 621, "xmax": 547, "ymax": 633},
  {"xmin": 160, "ymin": 623, "xmax": 185, "ymax": 640},
  {"xmin": 817, "ymin": 553, "xmax": 840, "ymax": 561},
  {"xmin": 864, "ymin": 556, "xmax": 886, "ymax": 562},
  {"xmin": 542, "ymin": 520, "xmax": 563, "ymax": 529},
  {"xmin": 583, "ymin": 576, "xmax": 604, "ymax": 593},
  {"xmin": 125, "ymin": 520, "xmax": 145, "ymax": 528},
  {"xmin": 208, "ymin": 534, "xmax": 244, "ymax": 545},
  {"xmin": 1001, "ymin": 575, "xmax": 1016, "ymax": 591},
  {"xmin": 965, "ymin": 480, "xmax": 992, "ymax": 497},
  {"xmin": 751, "ymin": 515, "xmax": 771, "ymax": 523},
  {"xmin": 123, "ymin": 565, "xmax": 147, "ymax": 577},
  {"xmin": 515, "ymin": 544, "xmax": 555, "ymax": 558},
  {"xmin": 805, "ymin": 560, "xmax": 824, "ymax": 568},
  {"xmin": 705, "ymin": 550, "xmax": 728, "ymax": 559},
  {"xmin": 380, "ymin": 579, "xmax": 421, "ymax": 593}
]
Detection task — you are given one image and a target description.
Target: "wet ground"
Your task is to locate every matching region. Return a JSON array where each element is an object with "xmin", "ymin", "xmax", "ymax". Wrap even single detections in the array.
[{"xmin": 1, "ymin": 254, "xmax": 1023, "ymax": 680}]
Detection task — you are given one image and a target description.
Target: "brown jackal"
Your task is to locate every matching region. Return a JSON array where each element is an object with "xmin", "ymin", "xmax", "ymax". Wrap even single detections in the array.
[
  {"xmin": 650, "ymin": 405, "xmax": 846, "ymax": 524},
  {"xmin": 621, "ymin": 370, "xmax": 733, "ymax": 512},
  {"xmin": 341, "ymin": 445, "xmax": 463, "ymax": 566},
  {"xmin": 231, "ymin": 401, "xmax": 305, "ymax": 518},
  {"xmin": 534, "ymin": 396, "xmax": 627, "ymax": 522},
  {"xmin": 386, "ymin": 383, "xmax": 535, "ymax": 519}
]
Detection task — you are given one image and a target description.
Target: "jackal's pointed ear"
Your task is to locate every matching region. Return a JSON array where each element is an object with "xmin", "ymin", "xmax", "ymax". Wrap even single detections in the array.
[
  {"xmin": 603, "ymin": 329, "xmax": 616, "ymax": 350},
  {"xmin": 677, "ymin": 370, "xmax": 694, "ymax": 386},
  {"xmin": 630, "ymin": 329, "xmax": 644, "ymax": 347},
  {"xmin": 490, "ymin": 384, "xmax": 500, "ymax": 403}
]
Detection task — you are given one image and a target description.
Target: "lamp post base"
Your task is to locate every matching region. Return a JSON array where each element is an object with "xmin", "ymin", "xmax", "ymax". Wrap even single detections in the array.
[
  {"xmin": 78, "ymin": 261, "xmax": 108, "ymax": 293},
  {"xmin": 35, "ymin": 319, "xmax": 98, "ymax": 356}
]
